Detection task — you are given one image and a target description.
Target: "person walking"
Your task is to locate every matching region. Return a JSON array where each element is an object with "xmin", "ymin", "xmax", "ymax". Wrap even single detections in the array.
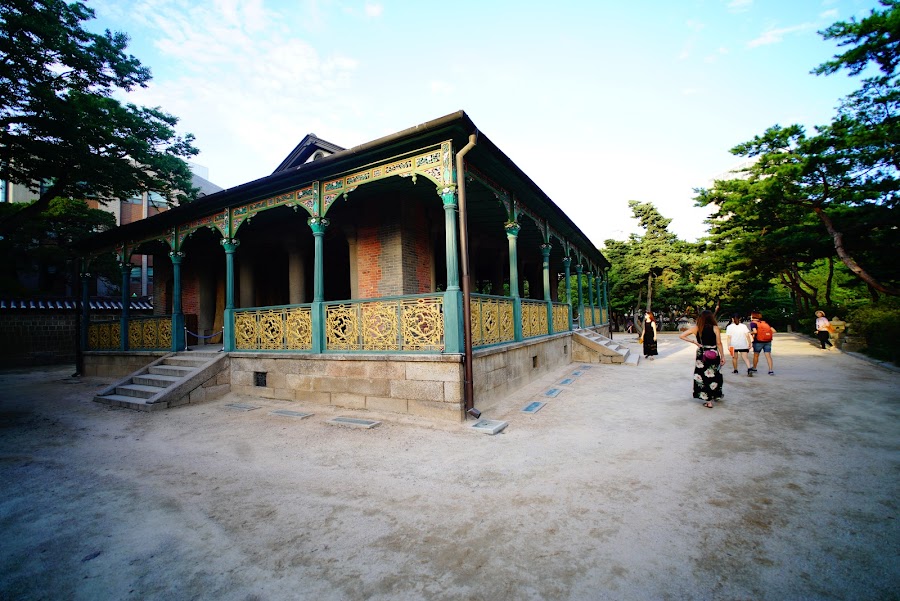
[
  {"xmin": 679, "ymin": 310, "xmax": 725, "ymax": 408},
  {"xmin": 749, "ymin": 311, "xmax": 776, "ymax": 375},
  {"xmin": 642, "ymin": 311, "xmax": 658, "ymax": 359},
  {"xmin": 815, "ymin": 310, "xmax": 834, "ymax": 350},
  {"xmin": 725, "ymin": 313, "xmax": 753, "ymax": 375}
]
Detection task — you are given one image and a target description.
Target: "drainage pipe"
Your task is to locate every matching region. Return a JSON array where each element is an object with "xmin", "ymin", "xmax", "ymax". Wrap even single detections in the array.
[{"xmin": 456, "ymin": 132, "xmax": 478, "ymax": 416}]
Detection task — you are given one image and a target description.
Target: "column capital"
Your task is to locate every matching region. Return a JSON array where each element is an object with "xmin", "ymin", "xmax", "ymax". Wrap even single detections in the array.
[
  {"xmin": 168, "ymin": 250, "xmax": 185, "ymax": 263},
  {"xmin": 540, "ymin": 243, "xmax": 552, "ymax": 256},
  {"xmin": 439, "ymin": 186, "xmax": 458, "ymax": 206},
  {"xmin": 575, "ymin": 263, "xmax": 584, "ymax": 273},
  {"xmin": 220, "ymin": 238, "xmax": 240, "ymax": 252},
  {"xmin": 504, "ymin": 221, "xmax": 520, "ymax": 237},
  {"xmin": 561, "ymin": 256, "xmax": 572, "ymax": 267},
  {"xmin": 308, "ymin": 217, "xmax": 330, "ymax": 234}
]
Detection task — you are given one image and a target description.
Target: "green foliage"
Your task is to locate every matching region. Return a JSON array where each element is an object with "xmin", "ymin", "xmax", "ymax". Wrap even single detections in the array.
[
  {"xmin": 0, "ymin": 0, "xmax": 199, "ymax": 235},
  {"xmin": 844, "ymin": 297, "xmax": 900, "ymax": 364},
  {"xmin": 0, "ymin": 198, "xmax": 118, "ymax": 295}
]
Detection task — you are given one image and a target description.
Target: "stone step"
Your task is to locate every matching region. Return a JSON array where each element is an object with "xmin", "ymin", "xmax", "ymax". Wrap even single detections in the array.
[
  {"xmin": 115, "ymin": 383, "xmax": 166, "ymax": 399},
  {"xmin": 182, "ymin": 352, "xmax": 221, "ymax": 360},
  {"xmin": 95, "ymin": 394, "xmax": 164, "ymax": 412},
  {"xmin": 163, "ymin": 356, "xmax": 209, "ymax": 367},
  {"xmin": 149, "ymin": 365, "xmax": 195, "ymax": 377},
  {"xmin": 133, "ymin": 373, "xmax": 182, "ymax": 387},
  {"xmin": 624, "ymin": 353, "xmax": 640, "ymax": 366}
]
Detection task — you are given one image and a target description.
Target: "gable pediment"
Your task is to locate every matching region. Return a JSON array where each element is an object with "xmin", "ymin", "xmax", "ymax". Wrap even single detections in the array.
[{"xmin": 272, "ymin": 134, "xmax": 345, "ymax": 174}]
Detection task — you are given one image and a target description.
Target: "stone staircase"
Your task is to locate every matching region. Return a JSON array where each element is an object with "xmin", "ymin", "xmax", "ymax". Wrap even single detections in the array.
[
  {"xmin": 572, "ymin": 330, "xmax": 640, "ymax": 366},
  {"xmin": 94, "ymin": 350, "xmax": 230, "ymax": 411}
]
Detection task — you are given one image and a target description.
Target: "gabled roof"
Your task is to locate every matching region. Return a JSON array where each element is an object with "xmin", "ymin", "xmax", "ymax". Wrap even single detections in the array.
[
  {"xmin": 272, "ymin": 134, "xmax": 345, "ymax": 174},
  {"xmin": 77, "ymin": 111, "xmax": 608, "ymax": 269}
]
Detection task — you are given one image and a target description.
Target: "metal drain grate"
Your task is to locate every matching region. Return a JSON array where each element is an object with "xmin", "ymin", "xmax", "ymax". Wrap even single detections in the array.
[
  {"xmin": 521, "ymin": 401, "xmax": 546, "ymax": 413},
  {"xmin": 543, "ymin": 388, "xmax": 562, "ymax": 398},
  {"xmin": 470, "ymin": 419, "xmax": 508, "ymax": 434},
  {"xmin": 570, "ymin": 370, "xmax": 585, "ymax": 377},
  {"xmin": 224, "ymin": 403, "xmax": 261, "ymax": 411},
  {"xmin": 558, "ymin": 378, "xmax": 575, "ymax": 385},
  {"xmin": 326, "ymin": 416, "xmax": 380, "ymax": 429},
  {"xmin": 270, "ymin": 410, "xmax": 313, "ymax": 419}
]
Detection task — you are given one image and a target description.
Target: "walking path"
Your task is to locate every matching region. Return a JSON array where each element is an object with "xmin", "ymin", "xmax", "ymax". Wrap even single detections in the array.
[{"xmin": 0, "ymin": 333, "xmax": 897, "ymax": 600}]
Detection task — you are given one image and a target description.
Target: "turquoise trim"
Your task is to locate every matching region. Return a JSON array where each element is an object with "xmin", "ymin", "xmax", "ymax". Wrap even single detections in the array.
[{"xmin": 119, "ymin": 263, "xmax": 130, "ymax": 351}]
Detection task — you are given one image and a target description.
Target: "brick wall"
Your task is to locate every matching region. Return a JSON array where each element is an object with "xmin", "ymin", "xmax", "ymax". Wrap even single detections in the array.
[
  {"xmin": 357, "ymin": 200, "xmax": 434, "ymax": 298},
  {"xmin": 0, "ymin": 313, "xmax": 78, "ymax": 364}
]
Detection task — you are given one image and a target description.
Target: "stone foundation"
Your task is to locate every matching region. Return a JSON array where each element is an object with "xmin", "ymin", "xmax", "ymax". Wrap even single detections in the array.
[
  {"xmin": 229, "ymin": 353, "xmax": 465, "ymax": 422},
  {"xmin": 472, "ymin": 333, "xmax": 574, "ymax": 413}
]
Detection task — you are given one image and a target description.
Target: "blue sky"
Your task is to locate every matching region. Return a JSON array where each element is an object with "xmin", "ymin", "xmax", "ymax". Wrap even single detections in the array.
[{"xmin": 87, "ymin": 0, "xmax": 879, "ymax": 245}]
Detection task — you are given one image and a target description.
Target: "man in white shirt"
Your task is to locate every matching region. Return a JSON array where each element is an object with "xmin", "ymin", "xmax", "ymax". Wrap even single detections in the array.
[{"xmin": 725, "ymin": 314, "xmax": 754, "ymax": 376}]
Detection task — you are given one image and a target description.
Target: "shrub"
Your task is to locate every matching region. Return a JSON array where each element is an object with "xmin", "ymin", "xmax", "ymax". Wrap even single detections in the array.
[{"xmin": 845, "ymin": 299, "xmax": 900, "ymax": 365}]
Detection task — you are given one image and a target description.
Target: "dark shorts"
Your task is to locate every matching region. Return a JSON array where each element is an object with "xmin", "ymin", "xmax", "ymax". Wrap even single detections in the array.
[{"xmin": 734, "ymin": 348, "xmax": 750, "ymax": 353}]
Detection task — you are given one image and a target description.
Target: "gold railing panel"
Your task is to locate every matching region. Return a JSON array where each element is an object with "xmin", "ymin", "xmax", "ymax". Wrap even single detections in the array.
[
  {"xmin": 326, "ymin": 303, "xmax": 361, "ymax": 351},
  {"xmin": 553, "ymin": 303, "xmax": 570, "ymax": 333},
  {"xmin": 361, "ymin": 301, "xmax": 399, "ymax": 350},
  {"xmin": 326, "ymin": 296, "xmax": 444, "ymax": 352},
  {"xmin": 127, "ymin": 316, "xmax": 172, "ymax": 350},
  {"xmin": 521, "ymin": 300, "xmax": 549, "ymax": 338},
  {"xmin": 399, "ymin": 297, "xmax": 443, "ymax": 351},
  {"xmin": 470, "ymin": 295, "xmax": 514, "ymax": 347},
  {"xmin": 235, "ymin": 306, "xmax": 313, "ymax": 351},
  {"xmin": 87, "ymin": 321, "xmax": 120, "ymax": 351}
]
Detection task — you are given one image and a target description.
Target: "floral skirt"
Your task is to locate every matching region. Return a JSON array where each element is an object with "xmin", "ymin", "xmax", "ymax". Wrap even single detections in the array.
[{"xmin": 693, "ymin": 347, "xmax": 723, "ymax": 401}]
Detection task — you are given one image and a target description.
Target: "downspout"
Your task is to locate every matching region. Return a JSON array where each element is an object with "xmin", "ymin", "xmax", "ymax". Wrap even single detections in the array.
[{"xmin": 456, "ymin": 132, "xmax": 478, "ymax": 416}]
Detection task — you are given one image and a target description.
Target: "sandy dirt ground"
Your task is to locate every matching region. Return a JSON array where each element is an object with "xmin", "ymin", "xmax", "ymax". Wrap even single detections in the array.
[{"xmin": 1, "ymin": 333, "xmax": 898, "ymax": 601}]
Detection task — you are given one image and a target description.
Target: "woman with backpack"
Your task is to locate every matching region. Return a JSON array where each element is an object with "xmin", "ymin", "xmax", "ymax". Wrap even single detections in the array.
[
  {"xmin": 749, "ymin": 312, "xmax": 776, "ymax": 375},
  {"xmin": 679, "ymin": 310, "xmax": 726, "ymax": 408}
]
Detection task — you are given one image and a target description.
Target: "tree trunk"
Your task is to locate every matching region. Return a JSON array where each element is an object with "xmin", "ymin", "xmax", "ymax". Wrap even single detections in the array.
[
  {"xmin": 825, "ymin": 256, "xmax": 834, "ymax": 306},
  {"xmin": 646, "ymin": 272, "xmax": 653, "ymax": 312},
  {"xmin": 813, "ymin": 206, "xmax": 899, "ymax": 296}
]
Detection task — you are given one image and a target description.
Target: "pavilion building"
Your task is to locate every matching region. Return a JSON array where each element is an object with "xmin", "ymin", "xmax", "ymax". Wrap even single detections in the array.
[{"xmin": 78, "ymin": 111, "xmax": 611, "ymax": 421}]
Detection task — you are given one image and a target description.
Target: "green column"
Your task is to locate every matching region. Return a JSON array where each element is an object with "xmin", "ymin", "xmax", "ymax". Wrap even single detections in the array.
[
  {"xmin": 575, "ymin": 263, "xmax": 584, "ymax": 330},
  {"xmin": 602, "ymin": 270, "xmax": 609, "ymax": 324},
  {"xmin": 309, "ymin": 218, "xmax": 329, "ymax": 353},
  {"xmin": 119, "ymin": 262, "xmax": 130, "ymax": 350},
  {"xmin": 80, "ymin": 266, "xmax": 90, "ymax": 352},
  {"xmin": 221, "ymin": 239, "xmax": 240, "ymax": 352},
  {"xmin": 587, "ymin": 271, "xmax": 595, "ymax": 326},
  {"xmin": 441, "ymin": 188, "xmax": 463, "ymax": 353},
  {"xmin": 541, "ymin": 243, "xmax": 553, "ymax": 334},
  {"xmin": 562, "ymin": 256, "xmax": 573, "ymax": 331},
  {"xmin": 506, "ymin": 222, "xmax": 522, "ymax": 341},
  {"xmin": 170, "ymin": 251, "xmax": 186, "ymax": 351},
  {"xmin": 597, "ymin": 273, "xmax": 605, "ymax": 324}
]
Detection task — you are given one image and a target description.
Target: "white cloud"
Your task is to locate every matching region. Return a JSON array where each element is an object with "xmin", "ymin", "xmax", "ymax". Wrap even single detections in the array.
[
  {"xmin": 747, "ymin": 23, "xmax": 816, "ymax": 48},
  {"xmin": 820, "ymin": 9, "xmax": 839, "ymax": 19},
  {"xmin": 112, "ymin": 0, "xmax": 362, "ymax": 187},
  {"xmin": 704, "ymin": 46, "xmax": 729, "ymax": 63},
  {"xmin": 364, "ymin": 2, "xmax": 384, "ymax": 18},
  {"xmin": 727, "ymin": 0, "xmax": 753, "ymax": 13}
]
